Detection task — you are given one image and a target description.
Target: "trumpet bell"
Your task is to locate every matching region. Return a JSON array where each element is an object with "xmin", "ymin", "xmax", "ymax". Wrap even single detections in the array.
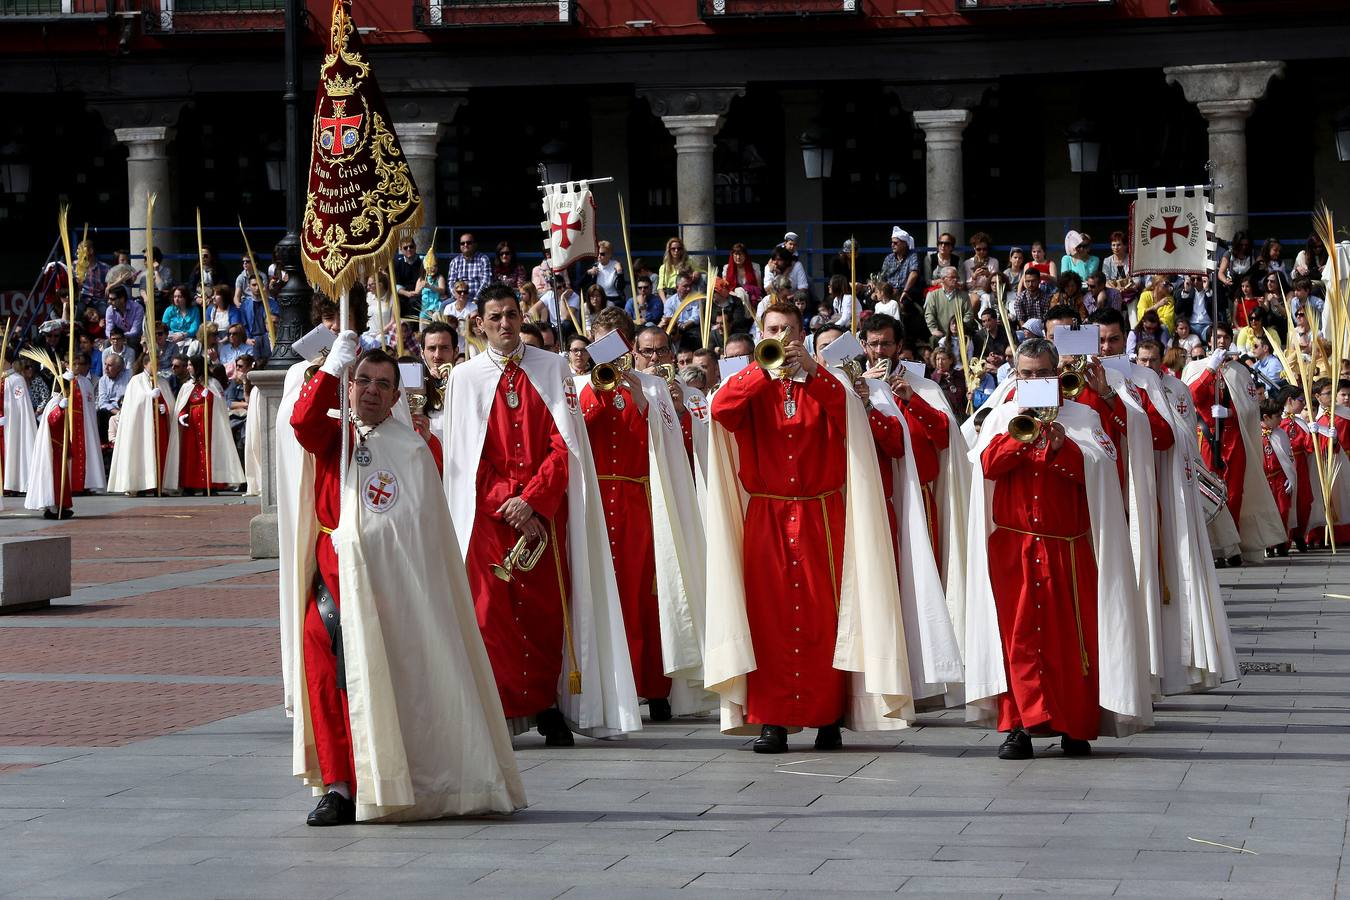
[
  {"xmin": 1008, "ymin": 413, "xmax": 1042, "ymax": 444},
  {"xmin": 591, "ymin": 361, "xmax": 622, "ymax": 392},
  {"xmin": 652, "ymin": 363, "xmax": 677, "ymax": 384},
  {"xmin": 1061, "ymin": 371, "xmax": 1085, "ymax": 399},
  {"xmin": 754, "ymin": 336, "xmax": 787, "ymax": 372},
  {"xmin": 490, "ymin": 532, "xmax": 549, "ymax": 583},
  {"xmin": 490, "ymin": 562, "xmax": 513, "ymax": 582}
]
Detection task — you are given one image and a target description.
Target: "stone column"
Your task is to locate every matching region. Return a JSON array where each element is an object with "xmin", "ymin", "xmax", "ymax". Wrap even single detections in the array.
[
  {"xmin": 912, "ymin": 110, "xmax": 973, "ymax": 250},
  {"xmin": 114, "ymin": 127, "xmax": 176, "ymax": 269},
  {"xmin": 393, "ymin": 121, "xmax": 446, "ymax": 252},
  {"xmin": 886, "ymin": 82, "xmax": 990, "ymax": 249},
  {"xmin": 1164, "ymin": 61, "xmax": 1285, "ymax": 240},
  {"xmin": 390, "ymin": 91, "xmax": 466, "ymax": 251},
  {"xmin": 639, "ymin": 86, "xmax": 744, "ymax": 258},
  {"xmin": 92, "ymin": 100, "xmax": 186, "ymax": 267}
]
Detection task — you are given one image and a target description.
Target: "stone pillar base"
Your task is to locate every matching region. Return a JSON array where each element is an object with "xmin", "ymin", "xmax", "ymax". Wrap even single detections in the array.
[{"xmin": 250, "ymin": 511, "xmax": 279, "ymax": 559}]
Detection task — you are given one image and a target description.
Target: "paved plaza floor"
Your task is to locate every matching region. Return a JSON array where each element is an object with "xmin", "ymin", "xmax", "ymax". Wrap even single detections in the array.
[{"xmin": 1, "ymin": 496, "xmax": 1348, "ymax": 898}]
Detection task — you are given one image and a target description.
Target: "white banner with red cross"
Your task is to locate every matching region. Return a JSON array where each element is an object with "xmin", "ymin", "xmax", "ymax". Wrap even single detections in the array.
[
  {"xmin": 540, "ymin": 180, "xmax": 598, "ymax": 273},
  {"xmin": 1128, "ymin": 187, "xmax": 1215, "ymax": 276}
]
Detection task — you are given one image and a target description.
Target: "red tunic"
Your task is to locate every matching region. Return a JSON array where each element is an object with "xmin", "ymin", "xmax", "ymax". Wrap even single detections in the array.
[
  {"xmin": 1189, "ymin": 369, "xmax": 1246, "ymax": 524},
  {"xmin": 42, "ymin": 384, "xmax": 87, "ymax": 510},
  {"xmin": 581, "ymin": 383, "xmax": 669, "ymax": 701},
  {"xmin": 1136, "ymin": 389, "xmax": 1176, "ymax": 452},
  {"xmin": 712, "ymin": 366, "xmax": 848, "ymax": 728},
  {"xmin": 1282, "ymin": 416, "xmax": 1314, "ymax": 540},
  {"xmin": 290, "ymin": 371, "xmax": 354, "ymax": 788},
  {"xmin": 867, "ymin": 403, "xmax": 907, "ymax": 564},
  {"xmin": 1313, "ymin": 410, "xmax": 1350, "ymax": 544},
  {"xmin": 1262, "ymin": 428, "xmax": 1292, "ymax": 532},
  {"xmin": 464, "ymin": 360, "xmax": 571, "ymax": 719},
  {"xmin": 982, "ymin": 433, "xmax": 1100, "ymax": 741},
  {"xmin": 179, "ymin": 385, "xmax": 231, "ymax": 490}
]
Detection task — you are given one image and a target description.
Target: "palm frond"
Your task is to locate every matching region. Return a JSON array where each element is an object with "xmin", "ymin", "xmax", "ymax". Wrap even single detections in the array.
[{"xmin": 19, "ymin": 346, "xmax": 61, "ymax": 382}]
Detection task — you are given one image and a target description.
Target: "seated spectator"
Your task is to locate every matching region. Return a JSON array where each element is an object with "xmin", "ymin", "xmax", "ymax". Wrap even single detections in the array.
[
  {"xmin": 580, "ymin": 240, "xmax": 625, "ymax": 302},
  {"xmin": 1127, "ymin": 308, "xmax": 1171, "ymax": 357},
  {"xmin": 722, "ymin": 242, "xmax": 763, "ymax": 303},
  {"xmin": 624, "ymin": 275, "xmax": 664, "ymax": 328},
  {"xmin": 1026, "ymin": 240, "xmax": 1058, "ymax": 284},
  {"xmin": 102, "ymin": 328, "xmax": 136, "ymax": 373},
  {"xmin": 226, "ymin": 354, "xmax": 254, "ymax": 455},
  {"xmin": 218, "ymin": 324, "xmax": 254, "ymax": 378},
  {"xmin": 960, "ymin": 232, "xmax": 999, "ymax": 287},
  {"xmin": 207, "ymin": 284, "xmax": 242, "ymax": 344},
  {"xmin": 1060, "ymin": 230, "xmax": 1101, "ymax": 280},
  {"xmin": 96, "ymin": 352, "xmax": 131, "ymax": 445},
  {"xmin": 1000, "ymin": 246, "xmax": 1026, "ymax": 290},
  {"xmin": 1171, "ymin": 318, "xmax": 1203, "ymax": 354},
  {"xmin": 443, "ymin": 280, "xmax": 477, "ymax": 324},
  {"xmin": 162, "ymin": 285, "xmax": 202, "ymax": 343},
  {"xmin": 927, "ymin": 232, "xmax": 961, "ymax": 287},
  {"xmin": 104, "ymin": 284, "xmax": 146, "ymax": 346}
]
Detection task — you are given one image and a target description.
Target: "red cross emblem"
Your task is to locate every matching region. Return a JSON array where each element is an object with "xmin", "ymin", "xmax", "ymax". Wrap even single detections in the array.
[
  {"xmin": 1148, "ymin": 215, "xmax": 1190, "ymax": 254},
  {"xmin": 688, "ymin": 396, "xmax": 708, "ymax": 421},
  {"xmin": 361, "ymin": 470, "xmax": 398, "ymax": 513},
  {"xmin": 318, "ymin": 99, "xmax": 363, "ymax": 158},
  {"xmin": 564, "ymin": 377, "xmax": 578, "ymax": 411},
  {"xmin": 549, "ymin": 211, "xmax": 583, "ymax": 251}
]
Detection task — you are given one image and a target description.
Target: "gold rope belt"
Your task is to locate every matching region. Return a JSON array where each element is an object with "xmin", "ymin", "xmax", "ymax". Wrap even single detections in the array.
[
  {"xmin": 597, "ymin": 474, "xmax": 650, "ymax": 484},
  {"xmin": 995, "ymin": 524, "xmax": 1091, "ymax": 676},
  {"xmin": 547, "ymin": 518, "xmax": 582, "ymax": 695},
  {"xmin": 317, "ymin": 523, "xmax": 334, "ymax": 535},
  {"xmin": 749, "ymin": 489, "xmax": 842, "ymax": 602}
]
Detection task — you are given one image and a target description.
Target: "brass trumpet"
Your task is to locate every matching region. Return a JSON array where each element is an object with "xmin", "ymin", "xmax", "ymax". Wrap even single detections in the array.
[
  {"xmin": 407, "ymin": 391, "xmax": 427, "ymax": 416},
  {"xmin": 490, "ymin": 531, "xmax": 549, "ymax": 583},
  {"xmin": 304, "ymin": 347, "xmax": 331, "ymax": 382},
  {"xmin": 591, "ymin": 353, "xmax": 633, "ymax": 392},
  {"xmin": 652, "ymin": 363, "xmax": 678, "ymax": 385},
  {"xmin": 1008, "ymin": 406, "xmax": 1060, "ymax": 444},
  {"xmin": 1060, "ymin": 356, "xmax": 1088, "ymax": 400},
  {"xmin": 754, "ymin": 335, "xmax": 788, "ymax": 375}
]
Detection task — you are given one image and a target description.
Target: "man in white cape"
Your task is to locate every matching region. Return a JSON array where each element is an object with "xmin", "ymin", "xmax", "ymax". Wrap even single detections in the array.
[
  {"xmin": 580, "ymin": 310, "xmax": 711, "ymax": 720},
  {"xmin": 1183, "ymin": 351, "xmax": 1286, "ymax": 563},
  {"xmin": 441, "ymin": 284, "xmax": 639, "ymax": 745},
  {"xmin": 965, "ymin": 338, "xmax": 1153, "ymax": 759},
  {"xmin": 1133, "ymin": 340, "xmax": 1238, "ymax": 694},
  {"xmin": 3, "ymin": 362, "xmax": 37, "ymax": 494},
  {"xmin": 705, "ymin": 301, "xmax": 920, "ymax": 754},
  {"xmin": 283, "ymin": 334, "xmax": 523, "ymax": 826},
  {"xmin": 107, "ymin": 362, "xmax": 180, "ymax": 495}
]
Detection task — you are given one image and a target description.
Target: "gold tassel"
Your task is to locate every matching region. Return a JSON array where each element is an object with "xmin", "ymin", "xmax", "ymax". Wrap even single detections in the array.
[
  {"xmin": 549, "ymin": 520, "xmax": 582, "ymax": 696},
  {"xmin": 568, "ymin": 669, "xmax": 582, "ymax": 695}
]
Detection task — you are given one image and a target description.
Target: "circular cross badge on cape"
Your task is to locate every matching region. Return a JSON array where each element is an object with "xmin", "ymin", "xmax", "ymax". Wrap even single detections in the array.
[
  {"xmin": 564, "ymin": 377, "xmax": 579, "ymax": 411},
  {"xmin": 1093, "ymin": 427, "xmax": 1118, "ymax": 461},
  {"xmin": 361, "ymin": 469, "xmax": 398, "ymax": 513}
]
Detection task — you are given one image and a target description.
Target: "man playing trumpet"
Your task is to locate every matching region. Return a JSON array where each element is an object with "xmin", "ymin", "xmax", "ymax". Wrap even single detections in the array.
[{"xmin": 441, "ymin": 284, "xmax": 639, "ymax": 747}]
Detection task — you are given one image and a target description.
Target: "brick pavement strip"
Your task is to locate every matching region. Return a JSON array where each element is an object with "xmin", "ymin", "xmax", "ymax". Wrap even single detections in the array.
[{"xmin": 2, "ymin": 499, "xmax": 1350, "ymax": 897}]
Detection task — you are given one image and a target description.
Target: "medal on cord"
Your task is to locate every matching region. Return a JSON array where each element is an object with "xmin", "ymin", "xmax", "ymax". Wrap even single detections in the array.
[
  {"xmin": 505, "ymin": 363, "xmax": 520, "ymax": 409},
  {"xmin": 783, "ymin": 378, "xmax": 797, "ymax": 419}
]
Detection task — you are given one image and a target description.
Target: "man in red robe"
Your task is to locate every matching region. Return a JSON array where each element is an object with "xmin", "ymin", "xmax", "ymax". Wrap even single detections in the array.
[
  {"xmin": 580, "ymin": 308, "xmax": 670, "ymax": 720},
  {"xmin": 289, "ymin": 338, "xmax": 404, "ymax": 826},
  {"xmin": 1260, "ymin": 400, "xmax": 1294, "ymax": 556},
  {"xmin": 177, "ymin": 359, "xmax": 229, "ymax": 494},
  {"xmin": 710, "ymin": 302, "xmax": 848, "ymax": 754},
  {"xmin": 1190, "ymin": 327, "xmax": 1245, "ymax": 525},
  {"xmin": 459, "ymin": 285, "xmax": 575, "ymax": 746},
  {"xmin": 31, "ymin": 378, "xmax": 84, "ymax": 519},
  {"xmin": 1282, "ymin": 394, "xmax": 1315, "ymax": 552},
  {"xmin": 980, "ymin": 337, "xmax": 1102, "ymax": 759}
]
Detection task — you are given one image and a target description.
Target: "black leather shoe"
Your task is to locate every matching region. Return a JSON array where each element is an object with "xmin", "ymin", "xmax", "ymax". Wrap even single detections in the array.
[
  {"xmin": 1226, "ymin": 554, "xmax": 1243, "ymax": 568},
  {"xmin": 59, "ymin": 508, "xmax": 74, "ymax": 520},
  {"xmin": 1214, "ymin": 557, "xmax": 1228, "ymax": 569},
  {"xmin": 536, "ymin": 707, "xmax": 574, "ymax": 747},
  {"xmin": 306, "ymin": 791, "xmax": 355, "ymax": 826},
  {"xmin": 1294, "ymin": 536, "xmax": 1309, "ymax": 553},
  {"xmin": 1060, "ymin": 735, "xmax": 1092, "ymax": 757},
  {"xmin": 997, "ymin": 729, "xmax": 1033, "ymax": 760},
  {"xmin": 813, "ymin": 724, "xmax": 843, "ymax": 751},
  {"xmin": 41, "ymin": 510, "xmax": 56, "ymax": 520},
  {"xmin": 752, "ymin": 724, "xmax": 788, "ymax": 754},
  {"xmin": 1277, "ymin": 544, "xmax": 1290, "ymax": 558},
  {"xmin": 647, "ymin": 698, "xmax": 672, "ymax": 722}
]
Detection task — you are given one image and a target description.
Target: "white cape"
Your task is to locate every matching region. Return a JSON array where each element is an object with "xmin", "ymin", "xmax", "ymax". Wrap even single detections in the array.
[
  {"xmin": 1182, "ymin": 361, "xmax": 1286, "ymax": 560},
  {"xmin": 75, "ymin": 375, "xmax": 106, "ymax": 491},
  {"xmin": 631, "ymin": 372, "xmax": 714, "ymax": 716},
  {"xmin": 174, "ymin": 380, "xmax": 246, "ymax": 486},
  {"xmin": 964, "ymin": 400, "xmax": 1154, "ymax": 737},
  {"xmin": 867, "ymin": 378, "xmax": 964, "ymax": 701},
  {"xmin": 107, "ymin": 371, "xmax": 180, "ymax": 494},
  {"xmin": 24, "ymin": 382, "xmax": 102, "ymax": 509},
  {"xmin": 442, "ymin": 345, "xmax": 641, "ymax": 738},
  {"xmin": 1313, "ymin": 406, "xmax": 1350, "ymax": 532},
  {"xmin": 244, "ymin": 385, "xmax": 262, "ymax": 496},
  {"xmin": 280, "ymin": 391, "xmax": 525, "ymax": 820},
  {"xmin": 1286, "ymin": 415, "xmax": 1326, "ymax": 534},
  {"xmin": 1144, "ymin": 368, "xmax": 1238, "ymax": 693},
  {"xmin": 703, "ymin": 365, "xmax": 919, "ymax": 735},
  {"xmin": 3, "ymin": 373, "xmax": 36, "ymax": 493}
]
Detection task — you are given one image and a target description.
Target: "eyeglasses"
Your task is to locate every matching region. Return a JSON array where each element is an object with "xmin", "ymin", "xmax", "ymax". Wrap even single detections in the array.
[
  {"xmin": 401, "ymin": 244, "xmax": 414, "ymax": 250},
  {"xmin": 567, "ymin": 348, "xmax": 587, "ymax": 354},
  {"xmin": 454, "ymin": 289, "xmax": 468, "ymax": 295},
  {"xmin": 459, "ymin": 240, "xmax": 474, "ymax": 246},
  {"xmin": 635, "ymin": 346, "xmax": 672, "ymax": 359},
  {"xmin": 354, "ymin": 375, "xmax": 396, "ymax": 392},
  {"xmin": 938, "ymin": 241, "xmax": 953, "ymax": 247},
  {"xmin": 864, "ymin": 341, "xmax": 896, "ymax": 351},
  {"xmin": 499, "ymin": 252, "xmax": 511, "ymax": 258}
]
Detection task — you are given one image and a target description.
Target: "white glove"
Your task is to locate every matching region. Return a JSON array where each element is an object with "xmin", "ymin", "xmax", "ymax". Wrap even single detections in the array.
[
  {"xmin": 1211, "ymin": 405, "xmax": 1229, "ymax": 420},
  {"xmin": 178, "ymin": 413, "xmax": 190, "ymax": 427},
  {"xmin": 61, "ymin": 371, "xmax": 74, "ymax": 382},
  {"xmin": 158, "ymin": 404, "xmax": 167, "ymax": 415},
  {"xmin": 150, "ymin": 388, "xmax": 161, "ymax": 399},
  {"xmin": 320, "ymin": 330, "xmax": 359, "ymax": 377},
  {"xmin": 1317, "ymin": 423, "xmax": 1335, "ymax": 438},
  {"xmin": 57, "ymin": 397, "xmax": 68, "ymax": 409},
  {"xmin": 1207, "ymin": 348, "xmax": 1227, "ymax": 371}
]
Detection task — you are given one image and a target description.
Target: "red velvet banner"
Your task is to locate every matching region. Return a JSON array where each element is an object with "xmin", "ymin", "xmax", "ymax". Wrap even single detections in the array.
[{"xmin": 301, "ymin": 0, "xmax": 423, "ymax": 300}]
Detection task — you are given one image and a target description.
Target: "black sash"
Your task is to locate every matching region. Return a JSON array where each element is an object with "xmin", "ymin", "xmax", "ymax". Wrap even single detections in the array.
[{"xmin": 313, "ymin": 571, "xmax": 346, "ymax": 692}]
